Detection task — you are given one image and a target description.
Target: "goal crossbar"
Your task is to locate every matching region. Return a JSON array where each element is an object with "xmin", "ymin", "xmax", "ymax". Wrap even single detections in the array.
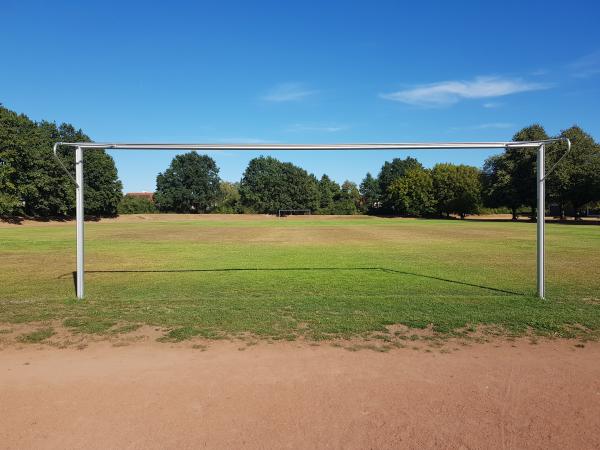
[{"xmin": 52, "ymin": 138, "xmax": 571, "ymax": 300}]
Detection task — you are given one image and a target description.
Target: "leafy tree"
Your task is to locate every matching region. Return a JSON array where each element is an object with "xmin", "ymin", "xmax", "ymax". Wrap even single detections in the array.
[
  {"xmin": 432, "ymin": 163, "xmax": 482, "ymax": 219},
  {"xmin": 317, "ymin": 174, "xmax": 340, "ymax": 213},
  {"xmin": 57, "ymin": 124, "xmax": 123, "ymax": 216},
  {"xmin": 0, "ymin": 105, "xmax": 122, "ymax": 218},
  {"xmin": 482, "ymin": 154, "xmax": 521, "ymax": 220},
  {"xmin": 359, "ymin": 172, "xmax": 381, "ymax": 212},
  {"xmin": 508, "ymin": 124, "xmax": 549, "ymax": 217},
  {"xmin": 0, "ymin": 144, "xmax": 21, "ymax": 216},
  {"xmin": 482, "ymin": 124, "xmax": 600, "ymax": 220},
  {"xmin": 0, "ymin": 179, "xmax": 20, "ymax": 216},
  {"xmin": 0, "ymin": 108, "xmax": 71, "ymax": 217},
  {"xmin": 215, "ymin": 181, "xmax": 241, "ymax": 213},
  {"xmin": 332, "ymin": 180, "xmax": 361, "ymax": 214},
  {"xmin": 387, "ymin": 167, "xmax": 435, "ymax": 216},
  {"xmin": 547, "ymin": 126, "xmax": 600, "ymax": 218},
  {"xmin": 155, "ymin": 152, "xmax": 221, "ymax": 213},
  {"xmin": 118, "ymin": 195, "xmax": 157, "ymax": 214},
  {"xmin": 378, "ymin": 157, "xmax": 423, "ymax": 212},
  {"xmin": 239, "ymin": 156, "xmax": 319, "ymax": 214}
]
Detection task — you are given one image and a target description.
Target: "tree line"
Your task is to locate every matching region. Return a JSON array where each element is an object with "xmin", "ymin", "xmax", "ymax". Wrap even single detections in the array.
[
  {"xmin": 0, "ymin": 105, "xmax": 122, "ymax": 217},
  {"xmin": 144, "ymin": 123, "xmax": 600, "ymax": 219},
  {"xmin": 2, "ymin": 104, "xmax": 599, "ymax": 219},
  {"xmin": 483, "ymin": 125, "xmax": 600, "ymax": 219},
  {"xmin": 133, "ymin": 153, "xmax": 363, "ymax": 215}
]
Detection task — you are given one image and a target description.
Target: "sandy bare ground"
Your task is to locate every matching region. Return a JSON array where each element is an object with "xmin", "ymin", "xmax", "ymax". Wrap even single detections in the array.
[{"xmin": 1, "ymin": 340, "xmax": 599, "ymax": 449}]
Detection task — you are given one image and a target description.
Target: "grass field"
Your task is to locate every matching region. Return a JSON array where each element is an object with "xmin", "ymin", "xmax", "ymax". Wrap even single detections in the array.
[{"xmin": 1, "ymin": 215, "xmax": 599, "ymax": 342}]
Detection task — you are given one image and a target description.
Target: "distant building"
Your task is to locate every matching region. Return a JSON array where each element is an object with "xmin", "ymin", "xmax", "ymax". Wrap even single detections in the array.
[{"xmin": 125, "ymin": 192, "xmax": 155, "ymax": 202}]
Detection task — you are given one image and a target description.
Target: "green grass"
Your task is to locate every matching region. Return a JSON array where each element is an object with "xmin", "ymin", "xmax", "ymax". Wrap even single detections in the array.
[
  {"xmin": 17, "ymin": 327, "xmax": 55, "ymax": 343},
  {"xmin": 1, "ymin": 215, "xmax": 599, "ymax": 341}
]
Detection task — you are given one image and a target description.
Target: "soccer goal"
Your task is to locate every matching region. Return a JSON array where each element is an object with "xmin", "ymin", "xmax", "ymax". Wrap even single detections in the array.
[
  {"xmin": 278, "ymin": 209, "xmax": 311, "ymax": 217},
  {"xmin": 53, "ymin": 139, "xmax": 570, "ymax": 300}
]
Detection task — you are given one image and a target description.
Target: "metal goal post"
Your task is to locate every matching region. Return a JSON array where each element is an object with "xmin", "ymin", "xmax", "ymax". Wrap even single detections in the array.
[
  {"xmin": 52, "ymin": 139, "xmax": 570, "ymax": 300},
  {"xmin": 278, "ymin": 209, "xmax": 311, "ymax": 217}
]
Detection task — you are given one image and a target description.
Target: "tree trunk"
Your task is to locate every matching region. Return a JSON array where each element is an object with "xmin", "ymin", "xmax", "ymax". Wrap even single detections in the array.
[
  {"xmin": 560, "ymin": 203, "xmax": 566, "ymax": 221},
  {"xmin": 511, "ymin": 208, "xmax": 518, "ymax": 221}
]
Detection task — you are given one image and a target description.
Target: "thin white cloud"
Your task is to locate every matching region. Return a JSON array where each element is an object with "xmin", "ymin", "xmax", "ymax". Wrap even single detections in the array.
[
  {"xmin": 380, "ymin": 76, "xmax": 551, "ymax": 107},
  {"xmin": 569, "ymin": 51, "xmax": 600, "ymax": 78},
  {"xmin": 262, "ymin": 82, "xmax": 318, "ymax": 102},
  {"xmin": 285, "ymin": 123, "xmax": 348, "ymax": 133},
  {"xmin": 450, "ymin": 122, "xmax": 514, "ymax": 131}
]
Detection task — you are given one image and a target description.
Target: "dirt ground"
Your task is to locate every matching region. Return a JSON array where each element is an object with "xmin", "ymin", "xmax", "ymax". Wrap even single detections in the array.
[{"xmin": 1, "ymin": 340, "xmax": 599, "ymax": 449}]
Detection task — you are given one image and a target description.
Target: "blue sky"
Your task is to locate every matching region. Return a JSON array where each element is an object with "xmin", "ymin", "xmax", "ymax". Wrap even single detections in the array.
[{"xmin": 2, "ymin": 0, "xmax": 600, "ymax": 192}]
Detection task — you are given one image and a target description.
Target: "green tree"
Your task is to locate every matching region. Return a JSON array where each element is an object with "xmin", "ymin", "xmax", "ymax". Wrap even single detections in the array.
[
  {"xmin": 58, "ymin": 124, "xmax": 122, "ymax": 216},
  {"xmin": 331, "ymin": 180, "xmax": 361, "ymax": 214},
  {"xmin": 387, "ymin": 167, "xmax": 434, "ymax": 216},
  {"xmin": 239, "ymin": 156, "xmax": 319, "ymax": 214},
  {"xmin": 215, "ymin": 181, "xmax": 241, "ymax": 213},
  {"xmin": 547, "ymin": 126, "xmax": 600, "ymax": 218},
  {"xmin": 378, "ymin": 157, "xmax": 423, "ymax": 212},
  {"xmin": 483, "ymin": 124, "xmax": 600, "ymax": 220},
  {"xmin": 0, "ymin": 105, "xmax": 122, "ymax": 218},
  {"xmin": 0, "ymin": 145, "xmax": 21, "ymax": 216},
  {"xmin": 0, "ymin": 108, "xmax": 71, "ymax": 217},
  {"xmin": 359, "ymin": 172, "xmax": 381, "ymax": 212},
  {"xmin": 317, "ymin": 175, "xmax": 340, "ymax": 213},
  {"xmin": 482, "ymin": 154, "xmax": 522, "ymax": 220},
  {"xmin": 155, "ymin": 152, "xmax": 221, "ymax": 213},
  {"xmin": 432, "ymin": 163, "xmax": 482, "ymax": 219},
  {"xmin": 118, "ymin": 195, "xmax": 157, "ymax": 214},
  {"xmin": 508, "ymin": 124, "xmax": 549, "ymax": 217}
]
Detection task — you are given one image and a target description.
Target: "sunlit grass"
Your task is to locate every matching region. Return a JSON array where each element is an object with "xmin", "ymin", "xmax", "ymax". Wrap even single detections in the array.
[{"xmin": 1, "ymin": 215, "xmax": 599, "ymax": 340}]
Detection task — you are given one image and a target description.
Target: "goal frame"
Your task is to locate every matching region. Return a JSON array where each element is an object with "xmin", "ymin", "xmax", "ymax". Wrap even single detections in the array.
[
  {"xmin": 278, "ymin": 209, "xmax": 311, "ymax": 217},
  {"xmin": 53, "ymin": 139, "xmax": 570, "ymax": 300}
]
